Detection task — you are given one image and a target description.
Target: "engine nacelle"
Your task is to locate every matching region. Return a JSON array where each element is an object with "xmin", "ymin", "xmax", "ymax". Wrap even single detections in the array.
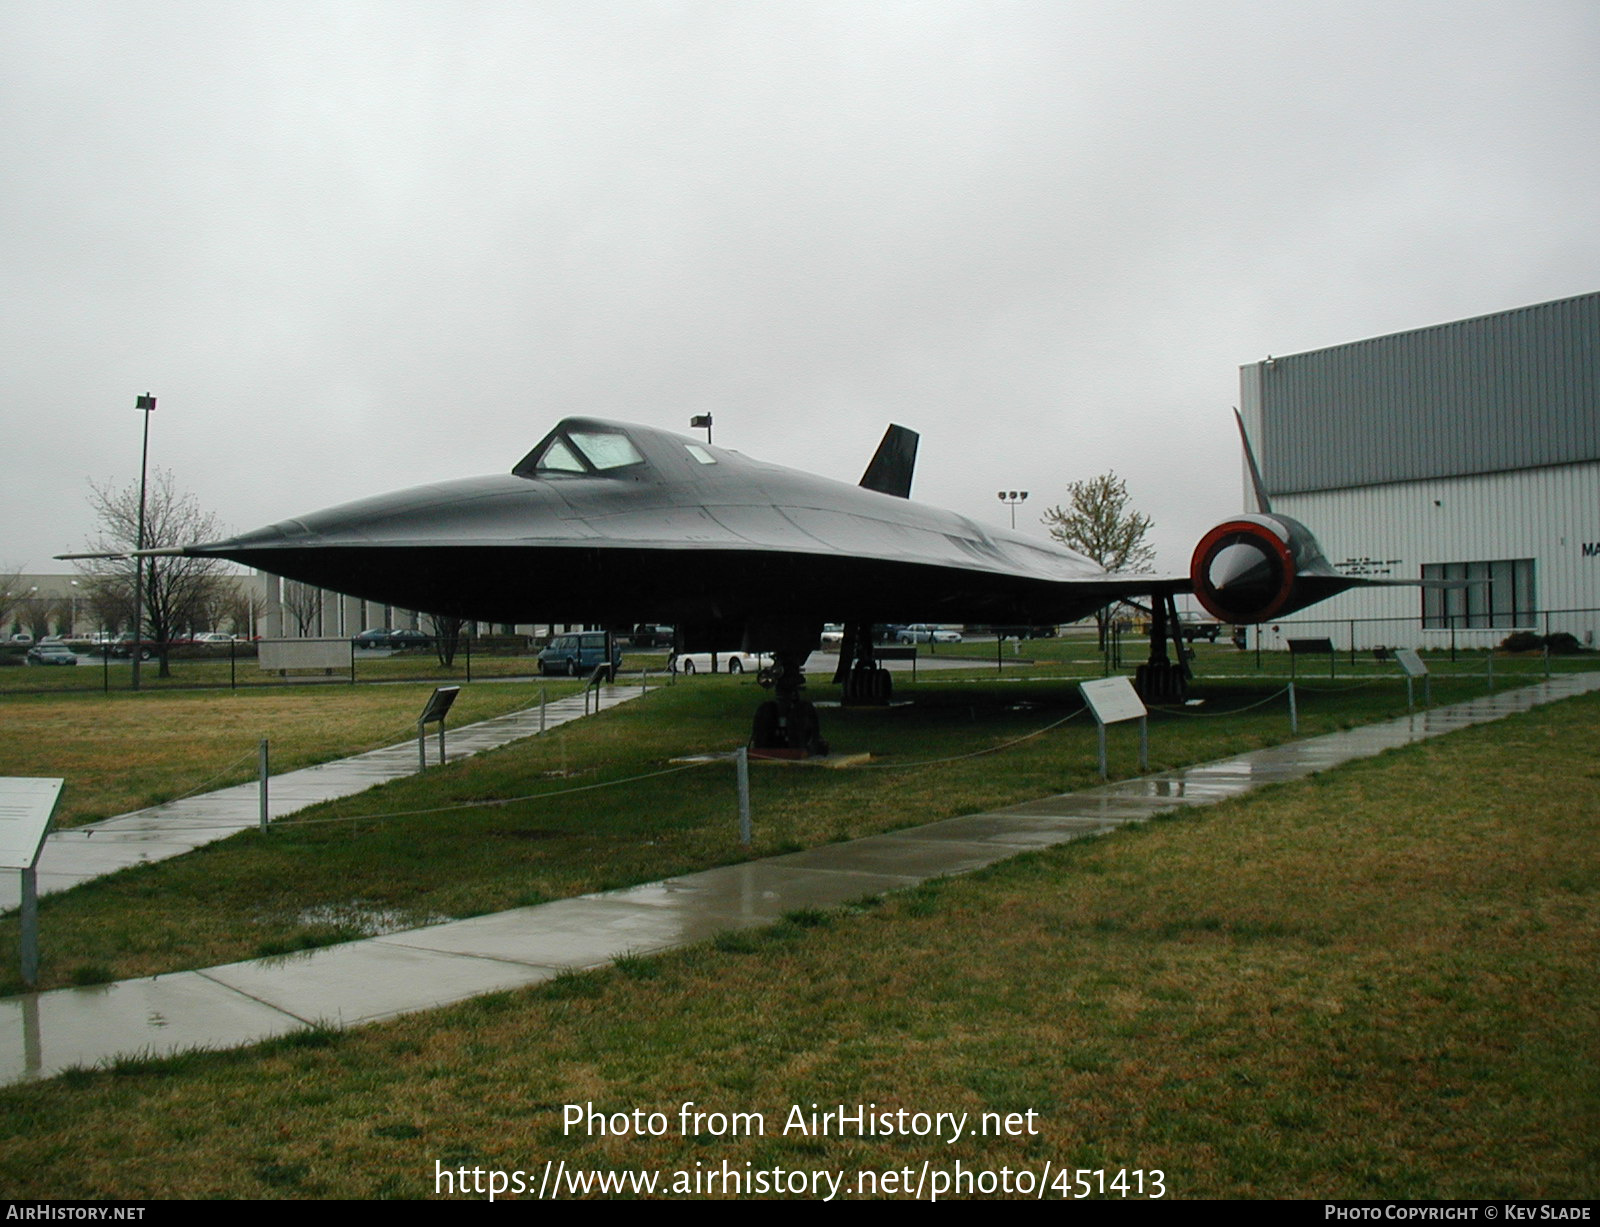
[{"xmin": 1189, "ymin": 513, "xmax": 1349, "ymax": 624}]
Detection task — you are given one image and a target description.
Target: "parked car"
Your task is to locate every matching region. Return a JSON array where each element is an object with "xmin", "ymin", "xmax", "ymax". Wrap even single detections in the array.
[
  {"xmin": 986, "ymin": 625, "xmax": 1058, "ymax": 639},
  {"xmin": 897, "ymin": 624, "xmax": 962, "ymax": 644},
  {"xmin": 538, "ymin": 631, "xmax": 621, "ymax": 679},
  {"xmin": 108, "ymin": 632, "xmax": 153, "ymax": 660},
  {"xmin": 668, "ymin": 649, "xmax": 769, "ymax": 675},
  {"xmin": 628, "ymin": 623, "xmax": 675, "ymax": 648},
  {"xmin": 194, "ymin": 632, "xmax": 235, "ymax": 644},
  {"xmin": 26, "ymin": 642, "xmax": 77, "ymax": 666},
  {"xmin": 352, "ymin": 628, "xmax": 394, "ymax": 649},
  {"xmin": 1176, "ymin": 612, "xmax": 1224, "ymax": 642},
  {"xmin": 388, "ymin": 628, "xmax": 433, "ymax": 650}
]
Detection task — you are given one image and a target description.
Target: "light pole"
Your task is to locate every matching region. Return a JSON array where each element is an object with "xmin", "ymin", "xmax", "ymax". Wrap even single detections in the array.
[
  {"xmin": 132, "ymin": 393, "xmax": 156, "ymax": 691},
  {"xmin": 997, "ymin": 489, "xmax": 1028, "ymax": 529}
]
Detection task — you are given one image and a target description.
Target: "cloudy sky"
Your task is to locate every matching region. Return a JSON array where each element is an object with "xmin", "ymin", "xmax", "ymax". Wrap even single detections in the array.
[{"xmin": 5, "ymin": 0, "xmax": 1597, "ymax": 577}]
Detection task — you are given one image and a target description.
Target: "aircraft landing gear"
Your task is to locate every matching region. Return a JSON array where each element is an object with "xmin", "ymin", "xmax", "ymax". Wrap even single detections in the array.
[
  {"xmin": 1135, "ymin": 591, "xmax": 1190, "ymax": 703},
  {"xmin": 831, "ymin": 621, "xmax": 893, "ymax": 706},
  {"xmin": 752, "ymin": 649, "xmax": 830, "ymax": 756}
]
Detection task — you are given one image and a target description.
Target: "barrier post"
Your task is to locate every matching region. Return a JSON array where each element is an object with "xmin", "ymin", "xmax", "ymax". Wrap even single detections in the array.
[
  {"xmin": 736, "ymin": 747, "xmax": 752, "ymax": 846},
  {"xmin": 258, "ymin": 738, "xmax": 270, "ymax": 833}
]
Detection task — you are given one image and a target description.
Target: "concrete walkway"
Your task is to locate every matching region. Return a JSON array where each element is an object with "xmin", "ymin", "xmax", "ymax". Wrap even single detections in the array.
[
  {"xmin": 0, "ymin": 683, "xmax": 648, "ymax": 912},
  {"xmin": 4, "ymin": 673, "xmax": 1596, "ymax": 1084}
]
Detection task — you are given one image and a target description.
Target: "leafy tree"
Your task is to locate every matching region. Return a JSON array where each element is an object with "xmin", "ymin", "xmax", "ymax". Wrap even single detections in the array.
[
  {"xmin": 75, "ymin": 469, "xmax": 231, "ymax": 677},
  {"xmin": 1040, "ymin": 471, "xmax": 1155, "ymax": 647}
]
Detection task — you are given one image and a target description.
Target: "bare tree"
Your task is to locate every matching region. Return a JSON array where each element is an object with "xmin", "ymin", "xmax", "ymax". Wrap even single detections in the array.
[
  {"xmin": 0, "ymin": 566, "xmax": 26, "ymax": 638},
  {"xmin": 280, "ymin": 580, "xmax": 325, "ymax": 637},
  {"xmin": 427, "ymin": 611, "xmax": 467, "ymax": 667},
  {"xmin": 85, "ymin": 581, "xmax": 133, "ymax": 635},
  {"xmin": 24, "ymin": 595, "xmax": 59, "ymax": 642},
  {"xmin": 48, "ymin": 593, "xmax": 79, "ymax": 638},
  {"xmin": 221, "ymin": 584, "xmax": 266, "ymax": 638},
  {"xmin": 1040, "ymin": 472, "xmax": 1155, "ymax": 648},
  {"xmin": 76, "ymin": 469, "xmax": 231, "ymax": 677}
]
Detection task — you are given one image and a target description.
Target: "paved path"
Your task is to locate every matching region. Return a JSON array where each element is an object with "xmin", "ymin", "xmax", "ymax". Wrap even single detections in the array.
[
  {"xmin": 0, "ymin": 683, "xmax": 648, "ymax": 912},
  {"xmin": 3, "ymin": 673, "xmax": 1596, "ymax": 1084}
]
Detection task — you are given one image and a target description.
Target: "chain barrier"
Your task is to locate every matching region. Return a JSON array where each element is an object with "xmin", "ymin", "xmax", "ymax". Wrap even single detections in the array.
[
  {"xmin": 279, "ymin": 758, "xmax": 720, "ymax": 829},
  {"xmin": 160, "ymin": 744, "xmax": 262, "ymax": 803},
  {"xmin": 1147, "ymin": 686, "xmax": 1291, "ymax": 717},
  {"xmin": 780, "ymin": 705, "xmax": 1090, "ymax": 770}
]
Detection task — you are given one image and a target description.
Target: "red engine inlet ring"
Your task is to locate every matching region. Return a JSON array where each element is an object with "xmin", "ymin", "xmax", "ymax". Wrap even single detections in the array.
[{"xmin": 1189, "ymin": 519, "xmax": 1298, "ymax": 623}]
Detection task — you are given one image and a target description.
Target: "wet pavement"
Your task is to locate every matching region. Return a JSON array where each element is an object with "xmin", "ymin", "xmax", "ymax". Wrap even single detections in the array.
[
  {"xmin": 3, "ymin": 672, "xmax": 1596, "ymax": 1084},
  {"xmin": 0, "ymin": 683, "xmax": 648, "ymax": 913}
]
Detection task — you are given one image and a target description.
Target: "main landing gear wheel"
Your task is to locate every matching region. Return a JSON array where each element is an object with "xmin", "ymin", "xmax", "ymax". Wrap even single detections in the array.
[
  {"xmin": 843, "ymin": 666, "xmax": 891, "ymax": 705},
  {"xmin": 834, "ymin": 621, "xmax": 893, "ymax": 707}
]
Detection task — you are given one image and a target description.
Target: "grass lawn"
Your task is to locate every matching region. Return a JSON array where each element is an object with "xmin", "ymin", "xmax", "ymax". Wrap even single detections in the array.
[
  {"xmin": 0, "ymin": 670, "xmax": 1543, "ymax": 995},
  {"xmin": 0, "ymin": 647, "xmax": 675, "ymax": 697},
  {"xmin": 0, "ymin": 672, "xmax": 1594, "ymax": 1197},
  {"xmin": 917, "ymin": 630, "xmax": 1588, "ymax": 684}
]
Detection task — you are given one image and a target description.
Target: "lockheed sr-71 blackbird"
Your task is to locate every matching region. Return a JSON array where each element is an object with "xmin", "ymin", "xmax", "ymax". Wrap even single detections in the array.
[{"xmin": 124, "ymin": 416, "xmax": 1399, "ymax": 752}]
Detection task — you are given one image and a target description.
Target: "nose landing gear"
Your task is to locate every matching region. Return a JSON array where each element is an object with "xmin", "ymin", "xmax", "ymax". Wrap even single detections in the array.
[{"xmin": 751, "ymin": 649, "xmax": 829, "ymax": 757}]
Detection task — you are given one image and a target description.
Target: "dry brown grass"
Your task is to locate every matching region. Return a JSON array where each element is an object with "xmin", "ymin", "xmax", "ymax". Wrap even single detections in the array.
[{"xmin": 0, "ymin": 682, "xmax": 568, "ymax": 827}]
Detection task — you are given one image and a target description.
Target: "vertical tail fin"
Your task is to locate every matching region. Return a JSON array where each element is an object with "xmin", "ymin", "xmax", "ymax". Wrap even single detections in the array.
[
  {"xmin": 1234, "ymin": 408, "xmax": 1273, "ymax": 514},
  {"xmin": 859, "ymin": 424, "xmax": 919, "ymax": 498}
]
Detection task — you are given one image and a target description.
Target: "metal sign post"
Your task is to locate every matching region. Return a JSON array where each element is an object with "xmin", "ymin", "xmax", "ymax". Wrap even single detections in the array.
[
  {"xmin": 417, "ymin": 686, "xmax": 461, "ymax": 768},
  {"xmin": 1079, "ymin": 677, "xmax": 1149, "ymax": 780},
  {"xmin": 1394, "ymin": 647, "xmax": 1429, "ymax": 710}
]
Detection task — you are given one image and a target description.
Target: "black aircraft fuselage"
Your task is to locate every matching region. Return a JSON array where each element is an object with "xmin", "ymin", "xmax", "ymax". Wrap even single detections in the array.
[
  {"xmin": 194, "ymin": 417, "xmax": 1153, "ymax": 643},
  {"xmin": 135, "ymin": 413, "xmax": 1411, "ymax": 747}
]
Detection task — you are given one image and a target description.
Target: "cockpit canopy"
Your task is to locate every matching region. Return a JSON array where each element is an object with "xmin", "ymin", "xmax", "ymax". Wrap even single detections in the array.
[
  {"xmin": 512, "ymin": 419, "xmax": 722, "ymax": 479},
  {"xmin": 514, "ymin": 424, "xmax": 646, "ymax": 476}
]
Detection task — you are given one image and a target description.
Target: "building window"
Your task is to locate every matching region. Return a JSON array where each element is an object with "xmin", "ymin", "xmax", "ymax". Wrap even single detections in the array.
[{"xmin": 1422, "ymin": 559, "xmax": 1536, "ymax": 629}]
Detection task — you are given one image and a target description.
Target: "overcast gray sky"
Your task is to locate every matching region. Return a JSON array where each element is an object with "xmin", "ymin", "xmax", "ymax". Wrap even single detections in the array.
[{"xmin": 5, "ymin": 0, "xmax": 1597, "ymax": 578}]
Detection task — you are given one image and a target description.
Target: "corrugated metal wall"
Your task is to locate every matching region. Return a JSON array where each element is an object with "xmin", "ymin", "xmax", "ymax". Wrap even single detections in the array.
[
  {"xmin": 1245, "ymin": 292, "xmax": 1599, "ymax": 496},
  {"xmin": 1264, "ymin": 462, "xmax": 1599, "ymax": 650},
  {"xmin": 1236, "ymin": 294, "xmax": 1600, "ymax": 649}
]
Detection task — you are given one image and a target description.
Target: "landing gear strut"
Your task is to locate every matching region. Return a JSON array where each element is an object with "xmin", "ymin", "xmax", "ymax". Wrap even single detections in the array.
[
  {"xmin": 752, "ymin": 649, "xmax": 830, "ymax": 756},
  {"xmin": 1135, "ymin": 591, "xmax": 1190, "ymax": 703},
  {"xmin": 831, "ymin": 621, "xmax": 893, "ymax": 705}
]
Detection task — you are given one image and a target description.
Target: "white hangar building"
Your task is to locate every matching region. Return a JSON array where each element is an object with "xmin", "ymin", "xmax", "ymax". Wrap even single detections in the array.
[{"xmin": 1237, "ymin": 291, "xmax": 1599, "ymax": 651}]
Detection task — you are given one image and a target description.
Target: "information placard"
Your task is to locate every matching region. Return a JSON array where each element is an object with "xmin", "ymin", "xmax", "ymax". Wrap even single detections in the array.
[
  {"xmin": 1393, "ymin": 647, "xmax": 1428, "ymax": 677},
  {"xmin": 0, "ymin": 777, "xmax": 63, "ymax": 871},
  {"xmin": 1079, "ymin": 676, "xmax": 1147, "ymax": 725}
]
